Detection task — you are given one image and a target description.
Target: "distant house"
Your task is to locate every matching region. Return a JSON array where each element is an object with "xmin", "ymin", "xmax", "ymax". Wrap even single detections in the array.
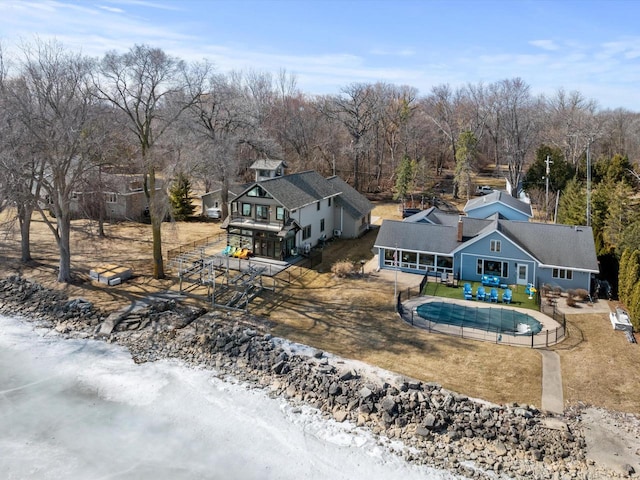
[
  {"xmin": 374, "ymin": 207, "xmax": 599, "ymax": 292},
  {"xmin": 464, "ymin": 190, "xmax": 533, "ymax": 221},
  {"xmin": 200, "ymin": 183, "xmax": 246, "ymax": 216},
  {"xmin": 69, "ymin": 173, "xmax": 162, "ymax": 223},
  {"xmin": 222, "ymin": 161, "xmax": 373, "ymax": 260}
]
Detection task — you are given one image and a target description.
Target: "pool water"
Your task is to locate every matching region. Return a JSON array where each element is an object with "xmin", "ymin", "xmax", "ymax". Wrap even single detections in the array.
[{"xmin": 416, "ymin": 301, "xmax": 543, "ymax": 335}]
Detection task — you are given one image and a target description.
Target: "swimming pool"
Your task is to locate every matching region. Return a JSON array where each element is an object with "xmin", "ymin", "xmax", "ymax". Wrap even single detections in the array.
[{"xmin": 415, "ymin": 301, "xmax": 543, "ymax": 335}]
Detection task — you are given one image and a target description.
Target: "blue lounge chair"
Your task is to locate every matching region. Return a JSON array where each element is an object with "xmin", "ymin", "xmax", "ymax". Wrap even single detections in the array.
[
  {"xmin": 481, "ymin": 274, "xmax": 500, "ymax": 287},
  {"xmin": 222, "ymin": 245, "xmax": 232, "ymax": 256},
  {"xmin": 489, "ymin": 288, "xmax": 499, "ymax": 302},
  {"xmin": 502, "ymin": 288, "xmax": 512, "ymax": 304},
  {"xmin": 463, "ymin": 283, "xmax": 473, "ymax": 300},
  {"xmin": 476, "ymin": 286, "xmax": 486, "ymax": 301}
]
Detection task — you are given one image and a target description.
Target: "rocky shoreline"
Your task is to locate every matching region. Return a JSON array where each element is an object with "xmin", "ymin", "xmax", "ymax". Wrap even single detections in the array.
[{"xmin": 0, "ymin": 275, "xmax": 636, "ymax": 479}]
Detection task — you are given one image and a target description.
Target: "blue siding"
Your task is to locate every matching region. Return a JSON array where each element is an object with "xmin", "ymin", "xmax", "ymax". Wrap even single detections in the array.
[
  {"xmin": 455, "ymin": 232, "xmax": 536, "ymax": 285},
  {"xmin": 467, "ymin": 204, "xmax": 529, "ymax": 221},
  {"xmin": 537, "ymin": 268, "xmax": 591, "ymax": 291}
]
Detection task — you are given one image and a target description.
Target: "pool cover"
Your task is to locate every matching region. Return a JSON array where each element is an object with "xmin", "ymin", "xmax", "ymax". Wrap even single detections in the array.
[{"xmin": 416, "ymin": 301, "xmax": 543, "ymax": 335}]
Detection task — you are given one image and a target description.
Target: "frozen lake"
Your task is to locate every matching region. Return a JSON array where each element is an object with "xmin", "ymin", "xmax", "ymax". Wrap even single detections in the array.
[{"xmin": 0, "ymin": 315, "xmax": 462, "ymax": 480}]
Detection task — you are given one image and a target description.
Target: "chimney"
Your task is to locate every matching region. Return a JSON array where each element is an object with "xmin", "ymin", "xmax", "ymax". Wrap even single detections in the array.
[{"xmin": 457, "ymin": 215, "xmax": 463, "ymax": 242}]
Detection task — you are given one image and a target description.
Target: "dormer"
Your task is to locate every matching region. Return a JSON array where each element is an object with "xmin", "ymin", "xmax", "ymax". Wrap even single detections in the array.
[{"xmin": 250, "ymin": 159, "xmax": 288, "ymax": 182}]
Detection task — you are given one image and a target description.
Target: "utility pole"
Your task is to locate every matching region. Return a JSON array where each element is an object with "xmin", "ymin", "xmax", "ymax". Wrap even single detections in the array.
[
  {"xmin": 545, "ymin": 155, "xmax": 553, "ymax": 221},
  {"xmin": 586, "ymin": 138, "xmax": 593, "ymax": 227}
]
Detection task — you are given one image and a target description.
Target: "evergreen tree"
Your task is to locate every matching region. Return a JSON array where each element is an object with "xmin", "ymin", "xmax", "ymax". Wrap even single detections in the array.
[
  {"xmin": 169, "ymin": 172, "xmax": 195, "ymax": 221},
  {"xmin": 590, "ymin": 176, "xmax": 615, "ymax": 255},
  {"xmin": 557, "ymin": 178, "xmax": 586, "ymax": 225},
  {"xmin": 603, "ymin": 181, "xmax": 634, "ymax": 254},
  {"xmin": 593, "ymin": 153, "xmax": 633, "ymax": 184},
  {"xmin": 393, "ymin": 155, "xmax": 416, "ymax": 205},
  {"xmin": 619, "ymin": 219, "xmax": 640, "ymax": 256},
  {"xmin": 618, "ymin": 248, "xmax": 633, "ymax": 306},
  {"xmin": 627, "ymin": 281, "xmax": 640, "ymax": 331},
  {"xmin": 523, "ymin": 145, "xmax": 574, "ymax": 192},
  {"xmin": 454, "ymin": 131, "xmax": 477, "ymax": 200}
]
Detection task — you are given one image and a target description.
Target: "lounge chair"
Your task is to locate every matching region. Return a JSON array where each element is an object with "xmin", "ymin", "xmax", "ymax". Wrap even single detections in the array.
[
  {"xmin": 481, "ymin": 274, "xmax": 500, "ymax": 287},
  {"xmin": 476, "ymin": 286, "xmax": 486, "ymax": 301},
  {"xmin": 502, "ymin": 288, "xmax": 512, "ymax": 304},
  {"xmin": 237, "ymin": 248, "xmax": 251, "ymax": 259},
  {"xmin": 222, "ymin": 245, "xmax": 233, "ymax": 256},
  {"xmin": 489, "ymin": 288, "xmax": 499, "ymax": 302},
  {"xmin": 463, "ymin": 283, "xmax": 473, "ymax": 300}
]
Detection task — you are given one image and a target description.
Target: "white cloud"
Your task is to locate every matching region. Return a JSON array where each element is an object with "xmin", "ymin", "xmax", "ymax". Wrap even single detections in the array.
[
  {"xmin": 98, "ymin": 5, "xmax": 125, "ymax": 14},
  {"xmin": 529, "ymin": 39, "xmax": 559, "ymax": 51}
]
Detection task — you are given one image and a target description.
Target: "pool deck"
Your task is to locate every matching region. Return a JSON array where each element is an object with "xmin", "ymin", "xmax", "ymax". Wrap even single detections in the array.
[{"xmin": 364, "ymin": 263, "xmax": 615, "ymax": 415}]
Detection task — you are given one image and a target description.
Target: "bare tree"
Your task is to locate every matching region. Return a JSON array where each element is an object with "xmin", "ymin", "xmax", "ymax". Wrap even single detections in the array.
[
  {"xmin": 94, "ymin": 45, "xmax": 206, "ymax": 279},
  {"xmin": 3, "ymin": 40, "xmax": 97, "ymax": 281},
  {"xmin": 377, "ymin": 83, "xmax": 418, "ymax": 188},
  {"xmin": 318, "ymin": 83, "xmax": 377, "ymax": 190},
  {"xmin": 495, "ymin": 78, "xmax": 540, "ymax": 197},
  {"xmin": 543, "ymin": 88, "xmax": 599, "ymax": 170}
]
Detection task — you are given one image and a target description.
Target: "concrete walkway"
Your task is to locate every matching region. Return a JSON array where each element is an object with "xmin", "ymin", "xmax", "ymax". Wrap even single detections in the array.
[{"xmin": 539, "ymin": 349, "xmax": 564, "ymax": 414}]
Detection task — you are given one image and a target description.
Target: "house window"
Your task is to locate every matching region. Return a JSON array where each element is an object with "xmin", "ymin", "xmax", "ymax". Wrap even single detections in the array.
[
  {"xmin": 384, "ymin": 249, "xmax": 398, "ymax": 266},
  {"xmin": 316, "ymin": 201, "xmax": 320, "ymax": 211},
  {"xmin": 302, "ymin": 225, "xmax": 311, "ymax": 240},
  {"xmin": 256, "ymin": 205, "xmax": 269, "ymax": 220},
  {"xmin": 276, "ymin": 206, "xmax": 284, "ymax": 220},
  {"xmin": 242, "ymin": 203, "xmax": 251, "ymax": 216},
  {"xmin": 105, "ymin": 192, "xmax": 117, "ymax": 203},
  {"xmin": 320, "ymin": 219, "xmax": 325, "ymax": 232},
  {"xmin": 418, "ymin": 253, "xmax": 435, "ymax": 270},
  {"xmin": 552, "ymin": 268, "xmax": 573, "ymax": 280},
  {"xmin": 402, "ymin": 251, "xmax": 418, "ymax": 268},
  {"xmin": 490, "ymin": 240, "xmax": 501, "ymax": 252},
  {"xmin": 478, "ymin": 259, "xmax": 508, "ymax": 277},
  {"xmin": 436, "ymin": 255, "xmax": 453, "ymax": 271},
  {"xmin": 247, "ymin": 186, "xmax": 271, "ymax": 198},
  {"xmin": 328, "ymin": 198, "xmax": 332, "ymax": 207}
]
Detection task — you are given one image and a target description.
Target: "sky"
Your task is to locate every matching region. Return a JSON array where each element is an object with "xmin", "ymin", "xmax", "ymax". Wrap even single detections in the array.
[{"xmin": 1, "ymin": 0, "xmax": 639, "ymax": 111}]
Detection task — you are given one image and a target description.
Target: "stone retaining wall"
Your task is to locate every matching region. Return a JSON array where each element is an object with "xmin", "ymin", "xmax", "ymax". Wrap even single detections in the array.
[{"xmin": 0, "ymin": 275, "xmax": 631, "ymax": 479}]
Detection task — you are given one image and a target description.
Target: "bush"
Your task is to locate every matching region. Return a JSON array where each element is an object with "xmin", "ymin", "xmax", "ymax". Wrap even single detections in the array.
[
  {"xmin": 566, "ymin": 295, "xmax": 578, "ymax": 307},
  {"xmin": 331, "ymin": 260, "xmax": 356, "ymax": 278},
  {"xmin": 575, "ymin": 288, "xmax": 590, "ymax": 301}
]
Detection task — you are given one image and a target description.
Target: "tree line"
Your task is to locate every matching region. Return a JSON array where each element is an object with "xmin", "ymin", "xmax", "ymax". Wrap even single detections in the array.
[{"xmin": 1, "ymin": 39, "xmax": 639, "ymax": 305}]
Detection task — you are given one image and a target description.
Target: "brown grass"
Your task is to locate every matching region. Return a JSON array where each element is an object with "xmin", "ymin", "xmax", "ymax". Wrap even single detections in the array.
[
  {"xmin": 1, "ymin": 203, "xmax": 639, "ymax": 414},
  {"xmin": 555, "ymin": 314, "xmax": 640, "ymax": 413}
]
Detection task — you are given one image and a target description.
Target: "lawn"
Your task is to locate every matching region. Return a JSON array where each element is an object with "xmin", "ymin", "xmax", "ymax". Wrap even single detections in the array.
[
  {"xmin": 1, "ymin": 203, "xmax": 639, "ymax": 414},
  {"xmin": 424, "ymin": 280, "xmax": 539, "ymax": 310}
]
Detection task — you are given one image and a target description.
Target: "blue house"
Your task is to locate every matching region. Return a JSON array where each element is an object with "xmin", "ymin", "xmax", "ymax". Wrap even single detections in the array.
[
  {"xmin": 464, "ymin": 190, "xmax": 533, "ymax": 221},
  {"xmin": 373, "ymin": 208, "xmax": 599, "ymax": 292}
]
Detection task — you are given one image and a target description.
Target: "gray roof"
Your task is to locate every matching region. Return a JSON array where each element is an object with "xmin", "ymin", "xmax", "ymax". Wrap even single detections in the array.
[
  {"xmin": 250, "ymin": 159, "xmax": 287, "ymax": 170},
  {"xmin": 464, "ymin": 190, "xmax": 532, "ymax": 218},
  {"xmin": 327, "ymin": 175, "xmax": 374, "ymax": 218},
  {"xmin": 374, "ymin": 220, "xmax": 460, "ymax": 255},
  {"xmin": 375, "ymin": 207, "xmax": 598, "ymax": 272},
  {"xmin": 498, "ymin": 221, "xmax": 599, "ymax": 271},
  {"xmin": 256, "ymin": 170, "xmax": 339, "ymax": 210},
  {"xmin": 200, "ymin": 182, "xmax": 248, "ymax": 198}
]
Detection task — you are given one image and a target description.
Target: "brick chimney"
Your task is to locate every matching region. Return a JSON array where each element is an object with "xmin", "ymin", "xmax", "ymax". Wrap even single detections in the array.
[{"xmin": 457, "ymin": 215, "xmax": 464, "ymax": 242}]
